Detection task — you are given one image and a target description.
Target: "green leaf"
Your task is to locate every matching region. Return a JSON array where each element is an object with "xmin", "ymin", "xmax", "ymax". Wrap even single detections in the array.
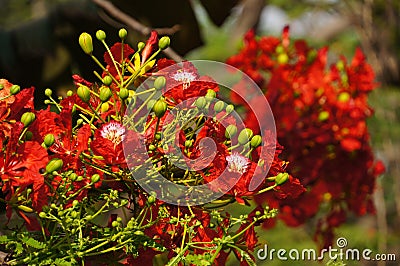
[{"xmin": 22, "ymin": 236, "xmax": 46, "ymax": 250}]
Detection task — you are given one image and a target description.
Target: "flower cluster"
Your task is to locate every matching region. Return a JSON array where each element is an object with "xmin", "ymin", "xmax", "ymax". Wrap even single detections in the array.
[
  {"xmin": 0, "ymin": 29, "xmax": 304, "ymax": 265},
  {"xmin": 226, "ymin": 27, "xmax": 385, "ymax": 248}
]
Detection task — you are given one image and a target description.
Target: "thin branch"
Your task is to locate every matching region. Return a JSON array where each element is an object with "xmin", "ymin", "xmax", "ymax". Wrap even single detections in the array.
[{"xmin": 92, "ymin": 0, "xmax": 183, "ymax": 62}]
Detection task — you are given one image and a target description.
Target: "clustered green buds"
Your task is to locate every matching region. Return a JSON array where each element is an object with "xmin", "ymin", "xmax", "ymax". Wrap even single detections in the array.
[
  {"xmin": 21, "ymin": 112, "xmax": 36, "ymax": 127},
  {"xmin": 79, "ymin": 32, "xmax": 93, "ymax": 55},
  {"xmin": 158, "ymin": 36, "xmax": 170, "ymax": 50},
  {"xmin": 77, "ymin": 85, "xmax": 91, "ymax": 103}
]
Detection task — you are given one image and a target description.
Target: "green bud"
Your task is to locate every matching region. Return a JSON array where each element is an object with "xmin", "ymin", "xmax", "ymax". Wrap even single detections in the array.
[
  {"xmin": 79, "ymin": 32, "xmax": 93, "ymax": 55},
  {"xmin": 72, "ymin": 200, "xmax": 79, "ymax": 207},
  {"xmin": 134, "ymin": 230, "xmax": 144, "ymax": 236},
  {"xmin": 158, "ymin": 36, "xmax": 170, "ymax": 50},
  {"xmin": 21, "ymin": 112, "xmax": 35, "ymax": 127},
  {"xmin": 99, "ymin": 86, "xmax": 113, "ymax": 102},
  {"xmin": 111, "ymin": 220, "xmax": 119, "ymax": 227},
  {"xmin": 238, "ymin": 128, "xmax": 253, "ymax": 145},
  {"xmin": 25, "ymin": 131, "xmax": 33, "ymax": 140},
  {"xmin": 155, "ymin": 132, "xmax": 162, "ymax": 140},
  {"xmin": 148, "ymin": 195, "xmax": 156, "ymax": 205},
  {"xmin": 318, "ymin": 111, "xmax": 329, "ymax": 122},
  {"xmin": 96, "ymin": 30, "xmax": 106, "ymax": 41},
  {"xmin": 137, "ymin": 42, "xmax": 145, "ymax": 51},
  {"xmin": 255, "ymin": 211, "xmax": 262, "ymax": 217},
  {"xmin": 226, "ymin": 104, "xmax": 234, "ymax": 114},
  {"xmin": 67, "ymin": 90, "xmax": 73, "ymax": 97},
  {"xmin": 76, "ymin": 176, "xmax": 84, "ymax": 182},
  {"xmin": 70, "ymin": 173, "xmax": 78, "ymax": 181},
  {"xmin": 45, "ymin": 88, "xmax": 52, "ymax": 97},
  {"xmin": 213, "ymin": 101, "xmax": 225, "ymax": 113},
  {"xmin": 118, "ymin": 28, "xmax": 128, "ymax": 39},
  {"xmin": 91, "ymin": 174, "xmax": 100, "ymax": 183},
  {"xmin": 148, "ymin": 144, "xmax": 156, "ymax": 151},
  {"xmin": 103, "ymin": 75, "xmax": 113, "ymax": 86},
  {"xmin": 18, "ymin": 205, "xmax": 33, "ymax": 213},
  {"xmin": 154, "ymin": 76, "xmax": 166, "ymax": 90},
  {"xmin": 277, "ymin": 53, "xmax": 289, "ymax": 64},
  {"xmin": 184, "ymin": 139, "xmax": 193, "ymax": 148},
  {"xmin": 205, "ymin": 89, "xmax": 216, "ymax": 102},
  {"xmin": 275, "ymin": 172, "xmax": 289, "ymax": 186},
  {"xmin": 250, "ymin": 135, "xmax": 262, "ymax": 148},
  {"xmin": 46, "ymin": 158, "xmax": 63, "ymax": 173},
  {"xmin": 39, "ymin": 212, "xmax": 47, "ymax": 218},
  {"xmin": 225, "ymin": 125, "xmax": 237, "ymax": 139},
  {"xmin": 101, "ymin": 102, "xmax": 109, "ymax": 113},
  {"xmin": 147, "ymin": 99, "xmax": 156, "ymax": 111},
  {"xmin": 336, "ymin": 60, "xmax": 345, "ymax": 71},
  {"xmin": 275, "ymin": 45, "xmax": 284, "ymax": 54},
  {"xmin": 153, "ymin": 99, "xmax": 167, "ymax": 118},
  {"xmin": 118, "ymin": 88, "xmax": 129, "ymax": 100},
  {"xmin": 10, "ymin": 84, "xmax": 20, "ymax": 95},
  {"xmin": 338, "ymin": 92, "xmax": 350, "ymax": 102},
  {"xmin": 44, "ymin": 134, "xmax": 55, "ymax": 147},
  {"xmin": 76, "ymin": 118, "xmax": 83, "ymax": 125},
  {"xmin": 194, "ymin": 97, "xmax": 207, "ymax": 109},
  {"xmin": 77, "ymin": 85, "xmax": 91, "ymax": 102}
]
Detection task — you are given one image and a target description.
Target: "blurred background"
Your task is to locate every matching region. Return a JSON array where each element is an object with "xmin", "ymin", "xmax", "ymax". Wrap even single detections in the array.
[{"xmin": 0, "ymin": 0, "xmax": 398, "ymax": 265}]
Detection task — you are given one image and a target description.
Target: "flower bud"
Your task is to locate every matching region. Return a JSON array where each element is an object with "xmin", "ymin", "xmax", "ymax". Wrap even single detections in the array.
[
  {"xmin": 147, "ymin": 99, "xmax": 156, "ymax": 111},
  {"xmin": 46, "ymin": 158, "xmax": 63, "ymax": 173},
  {"xmin": 154, "ymin": 76, "xmax": 166, "ymax": 90},
  {"xmin": 238, "ymin": 128, "xmax": 253, "ymax": 145},
  {"xmin": 96, "ymin": 30, "xmax": 106, "ymax": 41},
  {"xmin": 194, "ymin": 97, "xmax": 206, "ymax": 109},
  {"xmin": 205, "ymin": 89, "xmax": 216, "ymax": 102},
  {"xmin": 137, "ymin": 42, "xmax": 145, "ymax": 51},
  {"xmin": 158, "ymin": 36, "xmax": 170, "ymax": 50},
  {"xmin": 226, "ymin": 104, "xmax": 234, "ymax": 114},
  {"xmin": 91, "ymin": 174, "xmax": 100, "ymax": 183},
  {"xmin": 44, "ymin": 134, "xmax": 55, "ymax": 147},
  {"xmin": 277, "ymin": 53, "xmax": 289, "ymax": 64},
  {"xmin": 147, "ymin": 195, "xmax": 156, "ymax": 205},
  {"xmin": 45, "ymin": 88, "xmax": 52, "ymax": 97},
  {"xmin": 118, "ymin": 88, "xmax": 129, "ymax": 100},
  {"xmin": 77, "ymin": 85, "xmax": 91, "ymax": 102},
  {"xmin": 338, "ymin": 92, "xmax": 350, "ymax": 102},
  {"xmin": 275, "ymin": 172, "xmax": 289, "ymax": 186},
  {"xmin": 101, "ymin": 102, "xmax": 109, "ymax": 113},
  {"xmin": 21, "ymin": 112, "xmax": 35, "ymax": 127},
  {"xmin": 153, "ymin": 99, "xmax": 167, "ymax": 118},
  {"xmin": 25, "ymin": 131, "xmax": 33, "ymax": 140},
  {"xmin": 318, "ymin": 111, "xmax": 329, "ymax": 122},
  {"xmin": 213, "ymin": 101, "xmax": 225, "ymax": 113},
  {"xmin": 250, "ymin": 135, "xmax": 262, "ymax": 148},
  {"xmin": 99, "ymin": 86, "xmax": 113, "ymax": 102},
  {"xmin": 79, "ymin": 32, "xmax": 93, "ymax": 55},
  {"xmin": 10, "ymin": 84, "xmax": 20, "ymax": 95},
  {"xmin": 225, "ymin": 125, "xmax": 237, "ymax": 139},
  {"xmin": 103, "ymin": 76, "xmax": 113, "ymax": 86},
  {"xmin": 18, "ymin": 205, "xmax": 34, "ymax": 213},
  {"xmin": 118, "ymin": 28, "xmax": 128, "ymax": 40},
  {"xmin": 67, "ymin": 90, "xmax": 73, "ymax": 97}
]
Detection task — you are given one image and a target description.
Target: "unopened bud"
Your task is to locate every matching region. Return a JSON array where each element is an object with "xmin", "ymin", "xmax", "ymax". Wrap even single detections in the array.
[
  {"xmin": 118, "ymin": 88, "xmax": 129, "ymax": 100},
  {"xmin": 79, "ymin": 32, "xmax": 93, "ymax": 55},
  {"xmin": 46, "ymin": 158, "xmax": 63, "ymax": 173},
  {"xmin": 96, "ymin": 30, "xmax": 106, "ymax": 41},
  {"xmin": 275, "ymin": 172, "xmax": 289, "ymax": 186},
  {"xmin": 225, "ymin": 125, "xmax": 237, "ymax": 139},
  {"xmin": 44, "ymin": 134, "xmax": 55, "ymax": 147},
  {"xmin": 154, "ymin": 76, "xmax": 166, "ymax": 90},
  {"xmin": 21, "ymin": 112, "xmax": 35, "ymax": 127},
  {"xmin": 158, "ymin": 36, "xmax": 170, "ymax": 50},
  {"xmin": 99, "ymin": 86, "xmax": 112, "ymax": 102},
  {"xmin": 77, "ymin": 85, "xmax": 91, "ymax": 102},
  {"xmin": 238, "ymin": 128, "xmax": 253, "ymax": 145},
  {"xmin": 194, "ymin": 97, "xmax": 206, "ymax": 109},
  {"xmin": 91, "ymin": 174, "xmax": 100, "ymax": 183},
  {"xmin": 137, "ymin": 42, "xmax": 145, "ymax": 51},
  {"xmin": 250, "ymin": 135, "xmax": 262, "ymax": 148},
  {"xmin": 10, "ymin": 84, "xmax": 20, "ymax": 95},
  {"xmin": 226, "ymin": 104, "xmax": 234, "ymax": 114},
  {"xmin": 45, "ymin": 88, "xmax": 52, "ymax": 97},
  {"xmin": 205, "ymin": 89, "xmax": 216, "ymax": 101},
  {"xmin": 318, "ymin": 111, "xmax": 329, "ymax": 122},
  {"xmin": 118, "ymin": 28, "xmax": 128, "ymax": 40},
  {"xmin": 153, "ymin": 100, "xmax": 167, "ymax": 118},
  {"xmin": 103, "ymin": 76, "xmax": 113, "ymax": 86},
  {"xmin": 213, "ymin": 101, "xmax": 225, "ymax": 113},
  {"xmin": 101, "ymin": 102, "xmax": 109, "ymax": 113}
]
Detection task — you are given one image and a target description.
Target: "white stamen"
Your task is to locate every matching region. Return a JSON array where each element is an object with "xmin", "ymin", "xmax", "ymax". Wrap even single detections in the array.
[
  {"xmin": 226, "ymin": 152, "xmax": 250, "ymax": 174},
  {"xmin": 100, "ymin": 122, "xmax": 126, "ymax": 145},
  {"xmin": 171, "ymin": 70, "xmax": 197, "ymax": 89}
]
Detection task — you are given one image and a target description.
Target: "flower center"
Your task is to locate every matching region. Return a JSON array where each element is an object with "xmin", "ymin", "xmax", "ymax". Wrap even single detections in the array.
[
  {"xmin": 100, "ymin": 122, "xmax": 126, "ymax": 145},
  {"xmin": 226, "ymin": 152, "xmax": 250, "ymax": 174}
]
